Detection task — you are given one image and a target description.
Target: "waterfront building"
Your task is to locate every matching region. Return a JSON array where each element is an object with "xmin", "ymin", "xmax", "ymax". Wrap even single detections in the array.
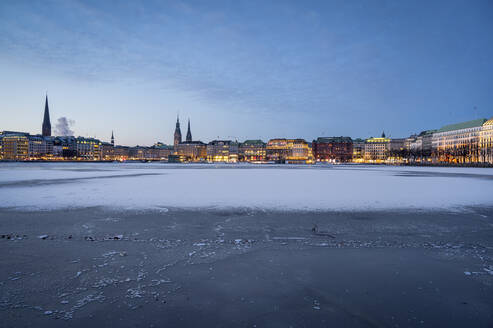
[
  {"xmin": 147, "ymin": 144, "xmax": 173, "ymax": 160},
  {"xmin": 76, "ymin": 137, "xmax": 102, "ymax": 160},
  {"xmin": 153, "ymin": 143, "xmax": 174, "ymax": 160},
  {"xmin": 364, "ymin": 133, "xmax": 390, "ymax": 162},
  {"xmin": 432, "ymin": 118, "xmax": 487, "ymax": 163},
  {"xmin": 28, "ymin": 135, "xmax": 47, "ymax": 159},
  {"xmin": 44, "ymin": 136, "xmax": 55, "ymax": 158},
  {"xmin": 408, "ymin": 130, "xmax": 435, "ymax": 162},
  {"xmin": 289, "ymin": 139, "xmax": 312, "ymax": 163},
  {"xmin": 421, "ymin": 130, "xmax": 435, "ymax": 159},
  {"xmin": 173, "ymin": 116, "xmax": 182, "ymax": 151},
  {"xmin": 312, "ymin": 137, "xmax": 353, "ymax": 163},
  {"xmin": 143, "ymin": 147, "xmax": 161, "ymax": 160},
  {"xmin": 207, "ymin": 140, "xmax": 239, "ymax": 163},
  {"xmin": 173, "ymin": 119, "xmax": 206, "ymax": 161},
  {"xmin": 168, "ymin": 154, "xmax": 186, "ymax": 163},
  {"xmin": 42, "ymin": 95, "xmax": 51, "ymax": 137},
  {"xmin": 388, "ymin": 138, "xmax": 407, "ymax": 163},
  {"xmin": 1, "ymin": 134, "xmax": 29, "ymax": 160},
  {"xmin": 406, "ymin": 134, "xmax": 419, "ymax": 162},
  {"xmin": 101, "ymin": 142, "xmax": 114, "ymax": 160},
  {"xmin": 126, "ymin": 145, "xmax": 173, "ymax": 161},
  {"xmin": 53, "ymin": 136, "xmax": 77, "ymax": 158},
  {"xmin": 479, "ymin": 118, "xmax": 493, "ymax": 164},
  {"xmin": 128, "ymin": 146, "xmax": 146, "ymax": 160},
  {"xmin": 239, "ymin": 140, "xmax": 266, "ymax": 162},
  {"xmin": 114, "ymin": 146, "xmax": 130, "ymax": 161},
  {"xmin": 177, "ymin": 141, "xmax": 207, "ymax": 161},
  {"xmin": 266, "ymin": 138, "xmax": 312, "ymax": 163},
  {"xmin": 266, "ymin": 139, "xmax": 290, "ymax": 162},
  {"xmin": 352, "ymin": 138, "xmax": 365, "ymax": 163}
]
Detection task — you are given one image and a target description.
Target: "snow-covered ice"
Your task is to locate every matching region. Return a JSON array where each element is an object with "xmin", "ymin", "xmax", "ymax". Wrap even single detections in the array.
[{"xmin": 1, "ymin": 162, "xmax": 493, "ymax": 210}]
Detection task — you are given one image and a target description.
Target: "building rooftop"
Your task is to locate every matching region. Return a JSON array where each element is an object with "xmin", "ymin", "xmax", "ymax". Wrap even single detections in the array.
[
  {"xmin": 366, "ymin": 137, "xmax": 390, "ymax": 143},
  {"xmin": 179, "ymin": 141, "xmax": 206, "ymax": 145},
  {"xmin": 241, "ymin": 139, "xmax": 265, "ymax": 146},
  {"xmin": 418, "ymin": 129, "xmax": 437, "ymax": 136},
  {"xmin": 208, "ymin": 140, "xmax": 238, "ymax": 145},
  {"xmin": 437, "ymin": 118, "xmax": 487, "ymax": 133},
  {"xmin": 483, "ymin": 117, "xmax": 493, "ymax": 126},
  {"xmin": 0, "ymin": 131, "xmax": 30, "ymax": 136},
  {"xmin": 315, "ymin": 137, "xmax": 352, "ymax": 143}
]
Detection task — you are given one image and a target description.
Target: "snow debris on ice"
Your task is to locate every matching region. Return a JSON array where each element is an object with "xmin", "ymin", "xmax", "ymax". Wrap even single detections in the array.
[{"xmin": 2, "ymin": 164, "xmax": 493, "ymax": 211}]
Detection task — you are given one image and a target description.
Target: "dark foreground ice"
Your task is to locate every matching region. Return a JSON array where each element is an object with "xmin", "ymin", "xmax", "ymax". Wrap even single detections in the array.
[{"xmin": 1, "ymin": 207, "xmax": 492, "ymax": 327}]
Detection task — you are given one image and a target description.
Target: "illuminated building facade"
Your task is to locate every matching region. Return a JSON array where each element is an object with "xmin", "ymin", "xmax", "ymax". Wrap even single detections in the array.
[
  {"xmin": 44, "ymin": 136, "xmax": 55, "ymax": 158},
  {"xmin": 207, "ymin": 140, "xmax": 239, "ymax": 163},
  {"xmin": 2, "ymin": 94, "xmax": 492, "ymax": 166},
  {"xmin": 266, "ymin": 139, "xmax": 290, "ymax": 162},
  {"xmin": 114, "ymin": 146, "xmax": 130, "ymax": 160},
  {"xmin": 101, "ymin": 142, "xmax": 114, "ymax": 160},
  {"xmin": 387, "ymin": 138, "xmax": 407, "ymax": 163},
  {"xmin": 53, "ymin": 136, "xmax": 77, "ymax": 158},
  {"xmin": 480, "ymin": 118, "xmax": 493, "ymax": 164},
  {"xmin": 239, "ymin": 140, "xmax": 266, "ymax": 162},
  {"xmin": 125, "ymin": 145, "xmax": 173, "ymax": 161},
  {"xmin": 177, "ymin": 141, "xmax": 206, "ymax": 161},
  {"xmin": 153, "ymin": 143, "xmax": 173, "ymax": 160},
  {"xmin": 266, "ymin": 138, "xmax": 312, "ymax": 163},
  {"xmin": 407, "ymin": 130, "xmax": 435, "ymax": 162},
  {"xmin": 432, "ymin": 119, "xmax": 487, "ymax": 163},
  {"xmin": 76, "ymin": 137, "xmax": 102, "ymax": 160},
  {"xmin": 312, "ymin": 137, "xmax": 353, "ymax": 162},
  {"xmin": 364, "ymin": 134, "xmax": 390, "ymax": 162},
  {"xmin": 352, "ymin": 138, "xmax": 365, "ymax": 162},
  {"xmin": 28, "ymin": 135, "xmax": 47, "ymax": 158},
  {"xmin": 129, "ymin": 147, "xmax": 151, "ymax": 160},
  {"xmin": 288, "ymin": 139, "xmax": 312, "ymax": 163},
  {"xmin": 1, "ymin": 134, "xmax": 29, "ymax": 160}
]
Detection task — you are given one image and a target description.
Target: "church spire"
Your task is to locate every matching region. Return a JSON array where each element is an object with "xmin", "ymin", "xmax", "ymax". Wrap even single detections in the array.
[
  {"xmin": 111, "ymin": 130, "xmax": 114, "ymax": 146},
  {"xmin": 186, "ymin": 118, "xmax": 192, "ymax": 142},
  {"xmin": 42, "ymin": 94, "xmax": 51, "ymax": 137},
  {"xmin": 174, "ymin": 114, "xmax": 182, "ymax": 149},
  {"xmin": 381, "ymin": 131, "xmax": 386, "ymax": 138}
]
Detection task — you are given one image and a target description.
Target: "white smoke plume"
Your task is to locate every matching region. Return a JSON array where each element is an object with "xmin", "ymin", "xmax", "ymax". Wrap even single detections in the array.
[{"xmin": 54, "ymin": 117, "xmax": 75, "ymax": 136}]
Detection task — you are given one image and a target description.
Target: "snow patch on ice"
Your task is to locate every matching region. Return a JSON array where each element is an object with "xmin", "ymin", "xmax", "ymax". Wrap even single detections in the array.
[{"xmin": 2, "ymin": 164, "xmax": 493, "ymax": 211}]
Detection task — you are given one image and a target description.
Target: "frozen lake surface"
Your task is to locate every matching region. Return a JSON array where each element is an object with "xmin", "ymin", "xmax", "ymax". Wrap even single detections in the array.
[
  {"xmin": 1, "ymin": 163, "xmax": 493, "ymax": 327},
  {"xmin": 1, "ymin": 162, "xmax": 493, "ymax": 210}
]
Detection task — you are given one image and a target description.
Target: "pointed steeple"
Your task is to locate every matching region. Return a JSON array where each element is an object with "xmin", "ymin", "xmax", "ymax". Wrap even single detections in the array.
[
  {"xmin": 186, "ymin": 118, "xmax": 192, "ymax": 142},
  {"xmin": 111, "ymin": 131, "xmax": 115, "ymax": 146},
  {"xmin": 42, "ymin": 94, "xmax": 52, "ymax": 137},
  {"xmin": 174, "ymin": 114, "xmax": 182, "ymax": 148},
  {"xmin": 381, "ymin": 131, "xmax": 386, "ymax": 138}
]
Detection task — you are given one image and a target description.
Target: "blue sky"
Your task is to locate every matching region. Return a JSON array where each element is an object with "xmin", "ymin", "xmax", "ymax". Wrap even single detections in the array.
[{"xmin": 0, "ymin": 0, "xmax": 492, "ymax": 146}]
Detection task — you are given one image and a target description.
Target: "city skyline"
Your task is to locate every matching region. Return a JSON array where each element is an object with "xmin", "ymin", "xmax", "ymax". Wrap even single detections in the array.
[
  {"xmin": 1, "ymin": 1, "xmax": 493, "ymax": 146},
  {"xmin": 1, "ymin": 94, "xmax": 491, "ymax": 165},
  {"xmin": 2, "ymin": 93, "xmax": 492, "ymax": 148}
]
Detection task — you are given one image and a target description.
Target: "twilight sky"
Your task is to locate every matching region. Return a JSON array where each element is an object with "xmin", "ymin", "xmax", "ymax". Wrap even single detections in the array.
[{"xmin": 0, "ymin": 0, "xmax": 492, "ymax": 146}]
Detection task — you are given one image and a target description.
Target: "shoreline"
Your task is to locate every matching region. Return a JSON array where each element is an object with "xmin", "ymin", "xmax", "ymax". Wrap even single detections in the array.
[{"xmin": 1, "ymin": 160, "xmax": 493, "ymax": 168}]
